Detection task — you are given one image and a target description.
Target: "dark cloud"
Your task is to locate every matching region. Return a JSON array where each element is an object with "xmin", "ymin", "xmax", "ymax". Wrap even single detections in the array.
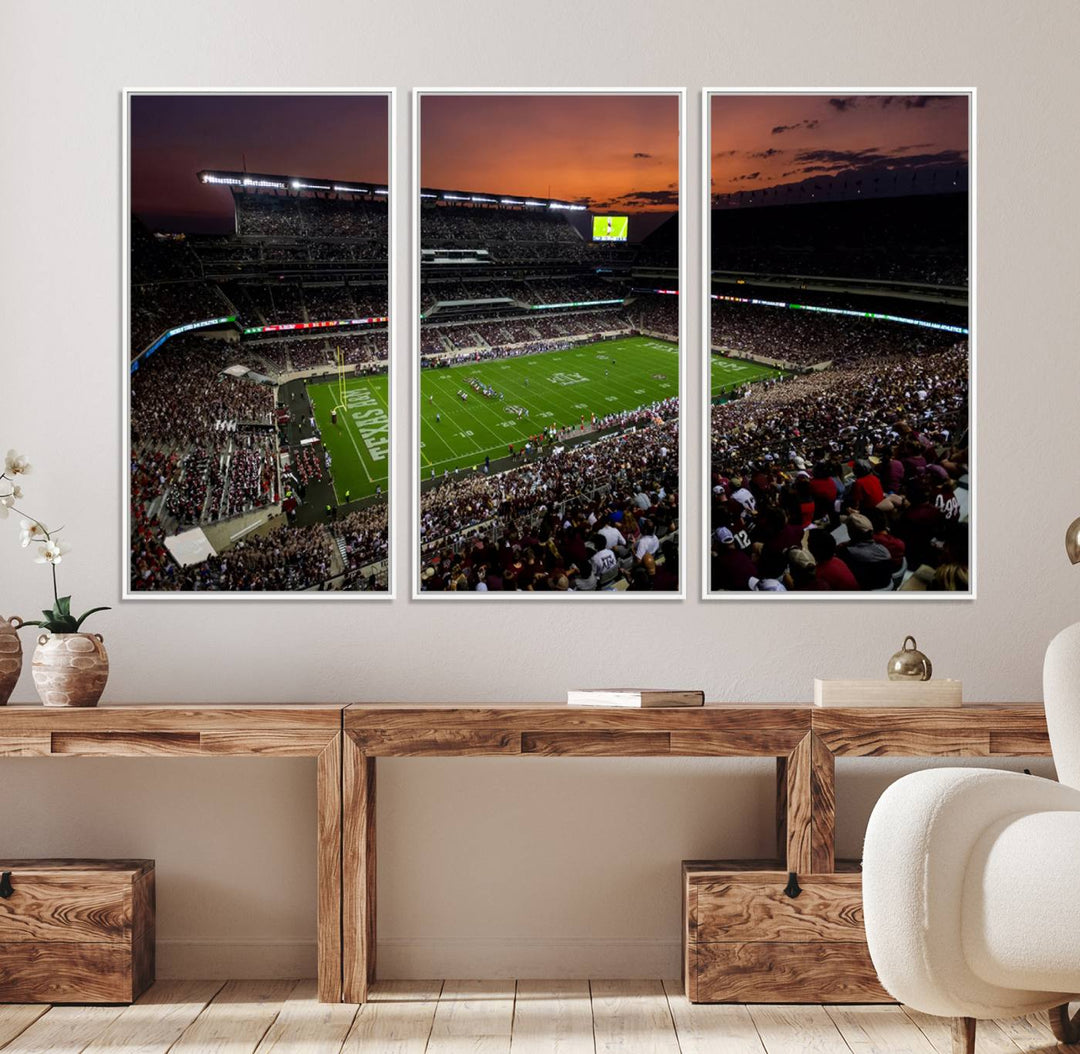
[
  {"xmin": 632, "ymin": 151, "xmax": 652, "ymax": 159},
  {"xmin": 771, "ymin": 119, "xmax": 819, "ymax": 135},
  {"xmin": 609, "ymin": 188, "xmax": 679, "ymax": 207},
  {"xmin": 795, "ymin": 147, "xmax": 885, "ymax": 166},
  {"xmin": 713, "ymin": 148, "xmax": 738, "ymax": 158},
  {"xmin": 789, "ymin": 146, "xmax": 967, "ymax": 175},
  {"xmin": 749, "ymin": 147, "xmax": 784, "ymax": 159},
  {"xmin": 881, "ymin": 94, "xmax": 963, "ymax": 109},
  {"xmin": 828, "ymin": 97, "xmax": 858, "ymax": 112},
  {"xmin": 733, "ymin": 172, "xmax": 760, "ymax": 182}
]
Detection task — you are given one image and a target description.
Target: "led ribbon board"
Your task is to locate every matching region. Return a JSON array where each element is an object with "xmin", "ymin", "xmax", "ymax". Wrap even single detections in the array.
[
  {"xmin": 711, "ymin": 294, "xmax": 968, "ymax": 335},
  {"xmin": 530, "ymin": 299, "xmax": 624, "ymax": 310},
  {"xmin": 242, "ymin": 317, "xmax": 389, "ymax": 335},
  {"xmin": 132, "ymin": 315, "xmax": 237, "ymax": 372}
]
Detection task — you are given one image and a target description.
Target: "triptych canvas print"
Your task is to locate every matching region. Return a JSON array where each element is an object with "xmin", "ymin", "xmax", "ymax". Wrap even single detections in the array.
[{"xmin": 124, "ymin": 89, "xmax": 970, "ymax": 600}]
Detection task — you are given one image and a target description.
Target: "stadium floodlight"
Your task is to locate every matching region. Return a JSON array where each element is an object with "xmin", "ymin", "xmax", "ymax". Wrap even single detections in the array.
[
  {"xmin": 242, "ymin": 178, "xmax": 286, "ymax": 189},
  {"xmin": 420, "ymin": 192, "xmax": 438, "ymax": 199},
  {"xmin": 201, "ymin": 174, "xmax": 243, "ymax": 186},
  {"xmin": 443, "ymin": 194, "xmax": 469, "ymax": 201},
  {"xmin": 524, "ymin": 200, "xmax": 547, "ymax": 207},
  {"xmin": 373, "ymin": 188, "xmax": 389, "ymax": 195},
  {"xmin": 500, "ymin": 198, "xmax": 524, "ymax": 205},
  {"xmin": 292, "ymin": 181, "xmax": 332, "ymax": 191},
  {"xmin": 332, "ymin": 184, "xmax": 368, "ymax": 193},
  {"xmin": 471, "ymin": 196, "xmax": 497, "ymax": 203}
]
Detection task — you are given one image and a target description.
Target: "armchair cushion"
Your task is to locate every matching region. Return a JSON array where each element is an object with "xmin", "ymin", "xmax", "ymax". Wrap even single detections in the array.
[{"xmin": 964, "ymin": 809, "xmax": 1080, "ymax": 994}]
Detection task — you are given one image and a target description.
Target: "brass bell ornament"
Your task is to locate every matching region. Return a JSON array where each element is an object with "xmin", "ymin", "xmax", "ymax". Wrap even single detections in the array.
[{"xmin": 888, "ymin": 636, "xmax": 933, "ymax": 681}]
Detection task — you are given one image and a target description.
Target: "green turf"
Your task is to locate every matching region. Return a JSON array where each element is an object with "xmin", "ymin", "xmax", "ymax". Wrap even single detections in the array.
[
  {"xmin": 418, "ymin": 337, "xmax": 678, "ymax": 477},
  {"xmin": 710, "ymin": 352, "xmax": 783, "ymax": 398},
  {"xmin": 308, "ymin": 372, "xmax": 390, "ymax": 501},
  {"xmin": 303, "ymin": 344, "xmax": 777, "ymax": 499}
]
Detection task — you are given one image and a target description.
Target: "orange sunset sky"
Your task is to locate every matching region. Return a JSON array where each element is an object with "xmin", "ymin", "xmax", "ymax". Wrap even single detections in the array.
[{"xmin": 420, "ymin": 94, "xmax": 680, "ymax": 212}]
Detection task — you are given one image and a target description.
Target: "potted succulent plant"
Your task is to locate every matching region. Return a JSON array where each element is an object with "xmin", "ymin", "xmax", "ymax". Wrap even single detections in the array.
[{"xmin": 1, "ymin": 449, "xmax": 111, "ymax": 707}]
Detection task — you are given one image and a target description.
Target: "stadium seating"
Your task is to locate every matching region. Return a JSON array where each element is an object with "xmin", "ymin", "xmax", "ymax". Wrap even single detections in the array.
[{"xmin": 129, "ymin": 187, "xmax": 390, "ymax": 592}]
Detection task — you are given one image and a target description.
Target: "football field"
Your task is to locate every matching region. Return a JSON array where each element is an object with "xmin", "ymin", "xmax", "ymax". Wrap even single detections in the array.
[
  {"xmin": 711, "ymin": 352, "xmax": 783, "ymax": 398},
  {"xmin": 309, "ymin": 372, "xmax": 390, "ymax": 501},
  {"xmin": 420, "ymin": 337, "xmax": 678, "ymax": 476}
]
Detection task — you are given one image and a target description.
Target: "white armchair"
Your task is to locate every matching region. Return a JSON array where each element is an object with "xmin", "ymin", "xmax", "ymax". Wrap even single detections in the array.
[{"xmin": 862, "ymin": 622, "xmax": 1080, "ymax": 1053}]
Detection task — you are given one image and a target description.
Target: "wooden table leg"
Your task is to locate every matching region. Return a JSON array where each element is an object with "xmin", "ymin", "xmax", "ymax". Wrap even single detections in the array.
[
  {"xmin": 343, "ymin": 732, "xmax": 376, "ymax": 1003},
  {"xmin": 317, "ymin": 733, "xmax": 343, "ymax": 1002},
  {"xmin": 809, "ymin": 733, "xmax": 835, "ymax": 873},
  {"xmin": 777, "ymin": 733, "xmax": 835, "ymax": 874}
]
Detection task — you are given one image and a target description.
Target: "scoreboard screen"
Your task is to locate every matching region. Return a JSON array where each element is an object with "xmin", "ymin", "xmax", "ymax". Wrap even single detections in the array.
[{"xmin": 592, "ymin": 215, "xmax": 629, "ymax": 242}]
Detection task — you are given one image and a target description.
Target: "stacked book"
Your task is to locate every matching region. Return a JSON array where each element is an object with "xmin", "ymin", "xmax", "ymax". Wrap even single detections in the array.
[{"xmin": 566, "ymin": 689, "xmax": 705, "ymax": 708}]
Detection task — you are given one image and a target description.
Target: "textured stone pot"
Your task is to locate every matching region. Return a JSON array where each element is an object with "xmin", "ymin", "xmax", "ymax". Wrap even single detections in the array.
[
  {"xmin": 32, "ymin": 632, "xmax": 109, "ymax": 707},
  {"xmin": 0, "ymin": 616, "xmax": 23, "ymax": 705}
]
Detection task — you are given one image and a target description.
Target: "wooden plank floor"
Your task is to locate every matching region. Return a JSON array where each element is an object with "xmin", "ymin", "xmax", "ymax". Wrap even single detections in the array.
[{"xmin": 0, "ymin": 980, "xmax": 1067, "ymax": 1053}]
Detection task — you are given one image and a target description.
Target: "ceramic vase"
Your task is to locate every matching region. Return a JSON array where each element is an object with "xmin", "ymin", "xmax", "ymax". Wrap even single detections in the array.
[
  {"xmin": 0, "ymin": 616, "xmax": 23, "ymax": 704},
  {"xmin": 32, "ymin": 632, "xmax": 109, "ymax": 707}
]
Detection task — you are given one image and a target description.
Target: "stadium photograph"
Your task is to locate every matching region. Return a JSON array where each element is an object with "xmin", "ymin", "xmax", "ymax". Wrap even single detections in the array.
[
  {"xmin": 126, "ymin": 92, "xmax": 391, "ymax": 594},
  {"xmin": 707, "ymin": 92, "xmax": 971, "ymax": 596},
  {"xmin": 416, "ymin": 91, "xmax": 682, "ymax": 595}
]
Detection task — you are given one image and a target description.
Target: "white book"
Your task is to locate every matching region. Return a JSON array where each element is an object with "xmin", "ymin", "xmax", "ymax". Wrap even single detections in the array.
[
  {"xmin": 566, "ymin": 689, "xmax": 705, "ymax": 708},
  {"xmin": 813, "ymin": 678, "xmax": 963, "ymax": 708}
]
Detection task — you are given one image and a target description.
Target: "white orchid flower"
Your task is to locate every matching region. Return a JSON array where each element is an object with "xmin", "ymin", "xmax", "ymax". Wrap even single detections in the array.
[
  {"xmin": 19, "ymin": 519, "xmax": 47, "ymax": 547},
  {"xmin": 4, "ymin": 450, "xmax": 31, "ymax": 476},
  {"xmin": 35, "ymin": 539, "xmax": 70, "ymax": 565}
]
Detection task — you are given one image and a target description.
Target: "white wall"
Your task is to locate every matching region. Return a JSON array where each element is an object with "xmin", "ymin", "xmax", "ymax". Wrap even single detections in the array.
[{"xmin": 1, "ymin": 0, "xmax": 1076, "ymax": 979}]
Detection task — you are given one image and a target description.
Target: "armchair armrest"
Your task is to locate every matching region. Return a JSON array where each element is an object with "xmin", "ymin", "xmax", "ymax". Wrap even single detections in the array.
[{"xmin": 863, "ymin": 767, "xmax": 1080, "ymax": 1019}]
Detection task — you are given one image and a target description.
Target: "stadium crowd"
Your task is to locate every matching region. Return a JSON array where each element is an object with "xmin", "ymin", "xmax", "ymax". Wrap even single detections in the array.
[
  {"xmin": 419, "ymin": 412, "xmax": 679, "ymax": 592},
  {"xmin": 710, "ymin": 301, "xmax": 960, "ymax": 368},
  {"xmin": 629, "ymin": 295, "xmax": 679, "ymax": 340},
  {"xmin": 235, "ymin": 194, "xmax": 388, "ymax": 239},
  {"xmin": 709, "ymin": 344, "xmax": 969, "ymax": 592}
]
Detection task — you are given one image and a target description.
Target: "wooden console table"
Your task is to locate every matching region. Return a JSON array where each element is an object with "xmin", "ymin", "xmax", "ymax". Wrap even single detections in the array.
[
  {"xmin": 0, "ymin": 704, "xmax": 346, "ymax": 1003},
  {"xmin": 341, "ymin": 702, "xmax": 1050, "ymax": 1003},
  {"xmin": 0, "ymin": 701, "xmax": 1053, "ymax": 1005}
]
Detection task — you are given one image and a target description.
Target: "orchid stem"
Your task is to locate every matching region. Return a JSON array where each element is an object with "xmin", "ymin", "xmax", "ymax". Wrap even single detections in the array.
[{"xmin": 51, "ymin": 563, "xmax": 58, "ymax": 605}]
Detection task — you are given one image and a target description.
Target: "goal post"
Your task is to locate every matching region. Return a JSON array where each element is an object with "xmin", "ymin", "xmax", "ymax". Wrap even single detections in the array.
[{"xmin": 331, "ymin": 345, "xmax": 348, "ymax": 415}]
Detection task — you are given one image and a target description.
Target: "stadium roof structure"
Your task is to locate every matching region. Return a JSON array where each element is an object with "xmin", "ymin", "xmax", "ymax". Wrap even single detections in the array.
[
  {"xmin": 197, "ymin": 170, "xmax": 389, "ymax": 197},
  {"xmin": 419, "ymin": 186, "xmax": 588, "ymax": 211}
]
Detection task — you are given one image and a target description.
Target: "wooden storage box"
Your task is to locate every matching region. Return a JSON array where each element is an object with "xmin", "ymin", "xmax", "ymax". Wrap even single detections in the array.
[
  {"xmin": 683, "ymin": 860, "xmax": 890, "ymax": 1004},
  {"xmin": 0, "ymin": 859, "xmax": 154, "ymax": 1004}
]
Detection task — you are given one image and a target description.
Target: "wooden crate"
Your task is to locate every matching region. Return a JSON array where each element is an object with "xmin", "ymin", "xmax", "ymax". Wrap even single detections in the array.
[
  {"xmin": 0, "ymin": 859, "xmax": 154, "ymax": 1003},
  {"xmin": 683, "ymin": 859, "xmax": 891, "ymax": 1004}
]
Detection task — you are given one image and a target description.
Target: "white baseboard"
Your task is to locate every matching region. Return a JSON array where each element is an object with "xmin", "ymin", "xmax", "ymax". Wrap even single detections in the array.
[{"xmin": 157, "ymin": 936, "xmax": 681, "ymax": 980}]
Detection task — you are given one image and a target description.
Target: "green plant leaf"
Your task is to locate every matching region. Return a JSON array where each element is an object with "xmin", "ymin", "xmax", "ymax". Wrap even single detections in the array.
[
  {"xmin": 42, "ymin": 610, "xmax": 55, "ymax": 623},
  {"xmin": 74, "ymin": 607, "xmax": 110, "ymax": 631},
  {"xmin": 55, "ymin": 596, "xmax": 71, "ymax": 617}
]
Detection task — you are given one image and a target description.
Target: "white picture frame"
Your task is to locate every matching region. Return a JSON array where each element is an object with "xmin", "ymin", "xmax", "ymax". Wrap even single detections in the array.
[
  {"xmin": 411, "ymin": 87, "xmax": 687, "ymax": 600},
  {"xmin": 121, "ymin": 87, "xmax": 397, "ymax": 600},
  {"xmin": 701, "ymin": 88, "xmax": 976, "ymax": 601}
]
